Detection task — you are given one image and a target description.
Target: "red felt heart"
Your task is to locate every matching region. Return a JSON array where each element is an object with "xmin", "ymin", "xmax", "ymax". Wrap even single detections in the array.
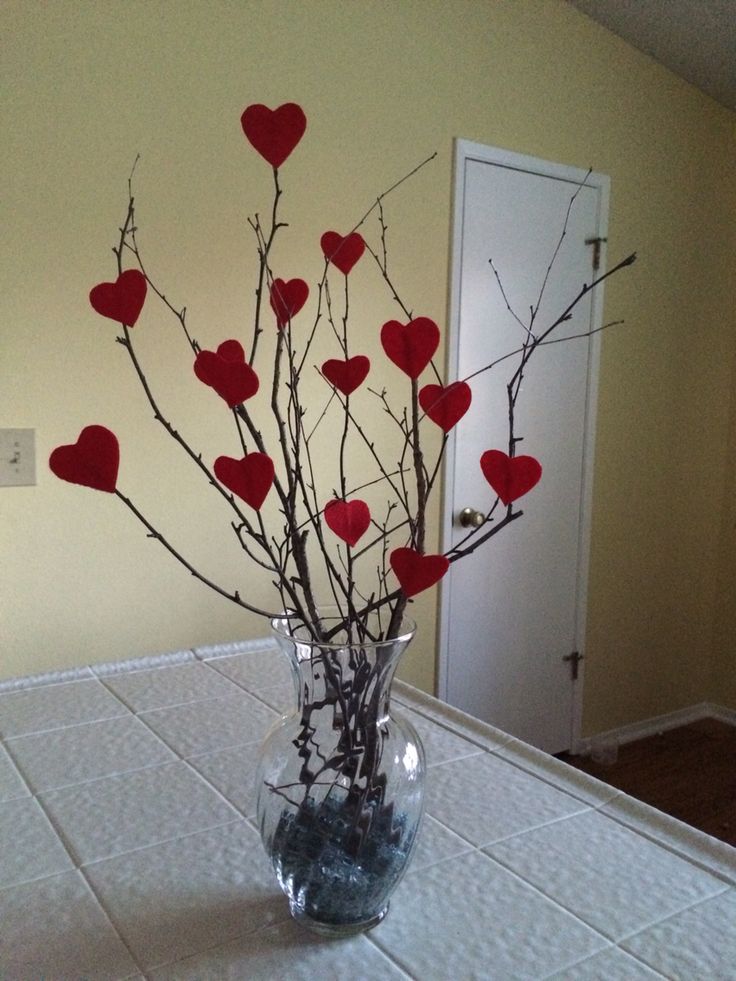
[
  {"xmin": 480, "ymin": 450, "xmax": 542, "ymax": 506},
  {"xmin": 241, "ymin": 103, "xmax": 307, "ymax": 168},
  {"xmin": 194, "ymin": 341, "xmax": 259, "ymax": 408},
  {"xmin": 321, "ymin": 355, "xmax": 370, "ymax": 396},
  {"xmin": 269, "ymin": 278, "xmax": 309, "ymax": 329},
  {"xmin": 419, "ymin": 381, "xmax": 472, "ymax": 432},
  {"xmin": 49, "ymin": 425, "xmax": 119, "ymax": 493},
  {"xmin": 89, "ymin": 269, "xmax": 147, "ymax": 326},
  {"xmin": 380, "ymin": 317, "xmax": 440, "ymax": 379},
  {"xmin": 214, "ymin": 453, "xmax": 275, "ymax": 511},
  {"xmin": 216, "ymin": 339, "xmax": 246, "ymax": 362},
  {"xmin": 320, "ymin": 231, "xmax": 365, "ymax": 275},
  {"xmin": 323, "ymin": 499, "xmax": 371, "ymax": 547},
  {"xmin": 390, "ymin": 547, "xmax": 449, "ymax": 598}
]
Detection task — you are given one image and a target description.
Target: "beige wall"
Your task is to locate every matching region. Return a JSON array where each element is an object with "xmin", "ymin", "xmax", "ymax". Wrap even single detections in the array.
[
  {"xmin": 3, "ymin": 0, "xmax": 735, "ymax": 733},
  {"xmin": 712, "ymin": 342, "xmax": 736, "ymax": 708}
]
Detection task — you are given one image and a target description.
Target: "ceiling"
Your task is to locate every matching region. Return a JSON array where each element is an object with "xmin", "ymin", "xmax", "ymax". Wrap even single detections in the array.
[{"xmin": 567, "ymin": 0, "xmax": 736, "ymax": 110}]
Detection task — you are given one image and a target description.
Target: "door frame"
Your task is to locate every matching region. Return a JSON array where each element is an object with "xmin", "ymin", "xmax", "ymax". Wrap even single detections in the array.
[{"xmin": 436, "ymin": 138, "xmax": 611, "ymax": 755}]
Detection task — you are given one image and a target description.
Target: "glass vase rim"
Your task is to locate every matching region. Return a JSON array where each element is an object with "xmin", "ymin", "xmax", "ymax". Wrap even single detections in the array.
[{"xmin": 270, "ymin": 607, "xmax": 416, "ymax": 650}]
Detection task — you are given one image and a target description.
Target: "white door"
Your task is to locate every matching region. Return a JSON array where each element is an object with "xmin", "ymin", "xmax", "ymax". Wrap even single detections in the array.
[{"xmin": 437, "ymin": 141, "xmax": 609, "ymax": 754}]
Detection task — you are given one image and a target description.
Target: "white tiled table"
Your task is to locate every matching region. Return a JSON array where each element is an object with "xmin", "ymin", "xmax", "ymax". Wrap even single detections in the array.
[{"xmin": 1, "ymin": 641, "xmax": 734, "ymax": 980}]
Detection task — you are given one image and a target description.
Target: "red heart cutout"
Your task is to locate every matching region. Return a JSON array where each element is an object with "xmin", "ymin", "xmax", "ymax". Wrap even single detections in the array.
[
  {"xmin": 381, "ymin": 317, "xmax": 440, "ymax": 379},
  {"xmin": 269, "ymin": 278, "xmax": 309, "ymax": 329},
  {"xmin": 49, "ymin": 425, "xmax": 119, "ymax": 493},
  {"xmin": 480, "ymin": 450, "xmax": 542, "ymax": 506},
  {"xmin": 419, "ymin": 381, "xmax": 472, "ymax": 432},
  {"xmin": 89, "ymin": 269, "xmax": 147, "ymax": 326},
  {"xmin": 194, "ymin": 341, "xmax": 259, "ymax": 408},
  {"xmin": 390, "ymin": 547, "xmax": 449, "ymax": 598},
  {"xmin": 320, "ymin": 231, "xmax": 365, "ymax": 275},
  {"xmin": 321, "ymin": 355, "xmax": 370, "ymax": 396},
  {"xmin": 216, "ymin": 339, "xmax": 246, "ymax": 362},
  {"xmin": 323, "ymin": 499, "xmax": 371, "ymax": 547},
  {"xmin": 241, "ymin": 103, "xmax": 307, "ymax": 168},
  {"xmin": 214, "ymin": 453, "xmax": 274, "ymax": 511}
]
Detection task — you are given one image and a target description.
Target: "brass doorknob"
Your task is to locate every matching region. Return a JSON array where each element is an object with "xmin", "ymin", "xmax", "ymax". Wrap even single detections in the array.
[{"xmin": 458, "ymin": 507, "xmax": 485, "ymax": 528}]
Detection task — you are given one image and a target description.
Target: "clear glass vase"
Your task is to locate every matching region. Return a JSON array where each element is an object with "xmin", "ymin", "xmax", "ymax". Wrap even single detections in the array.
[{"xmin": 256, "ymin": 609, "xmax": 425, "ymax": 937}]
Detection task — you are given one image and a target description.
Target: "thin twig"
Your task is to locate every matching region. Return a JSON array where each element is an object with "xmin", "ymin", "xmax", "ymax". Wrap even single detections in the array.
[{"xmin": 115, "ymin": 490, "xmax": 280, "ymax": 617}]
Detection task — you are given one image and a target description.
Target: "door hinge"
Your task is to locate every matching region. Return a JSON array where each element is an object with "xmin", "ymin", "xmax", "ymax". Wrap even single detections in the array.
[
  {"xmin": 585, "ymin": 237, "xmax": 607, "ymax": 271},
  {"xmin": 562, "ymin": 650, "xmax": 584, "ymax": 681}
]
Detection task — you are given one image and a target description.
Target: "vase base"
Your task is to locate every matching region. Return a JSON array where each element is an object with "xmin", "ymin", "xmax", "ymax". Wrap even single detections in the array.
[{"xmin": 289, "ymin": 899, "xmax": 389, "ymax": 938}]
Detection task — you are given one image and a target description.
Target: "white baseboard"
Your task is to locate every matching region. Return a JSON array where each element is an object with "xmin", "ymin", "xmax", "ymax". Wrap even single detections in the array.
[{"xmin": 572, "ymin": 701, "xmax": 736, "ymax": 756}]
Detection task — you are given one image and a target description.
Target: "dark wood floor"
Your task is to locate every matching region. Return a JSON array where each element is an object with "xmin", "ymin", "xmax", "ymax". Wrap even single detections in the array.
[{"xmin": 559, "ymin": 718, "xmax": 736, "ymax": 847}]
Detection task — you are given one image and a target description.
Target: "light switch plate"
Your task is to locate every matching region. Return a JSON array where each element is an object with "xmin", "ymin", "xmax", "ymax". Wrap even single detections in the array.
[{"xmin": 0, "ymin": 429, "xmax": 36, "ymax": 486}]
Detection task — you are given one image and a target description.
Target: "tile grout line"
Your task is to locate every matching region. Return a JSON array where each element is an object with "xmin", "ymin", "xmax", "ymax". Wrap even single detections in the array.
[
  {"xmin": 399, "ymin": 692, "xmax": 623, "ymax": 813},
  {"xmin": 1, "ymin": 708, "xmax": 131, "ymax": 742},
  {"xmin": 368, "ymin": 846, "xmax": 614, "ymax": 981},
  {"xmin": 538, "ymin": 941, "xmax": 675, "ymax": 981},
  {"xmin": 485, "ymin": 844, "xmax": 731, "ymax": 949},
  {"xmin": 38, "ymin": 758, "xmax": 257, "ymax": 866},
  {"xmin": 394, "ymin": 693, "xmax": 516, "ymax": 752},
  {"xmin": 76, "ymin": 861, "xmax": 151, "ymax": 978},
  {"xmin": 0, "ymin": 733, "xmax": 90, "ymax": 888},
  {"xmin": 123, "ymin": 691, "xmax": 278, "ymax": 762},
  {"xmin": 487, "ymin": 746, "xmax": 621, "ymax": 809},
  {"xmin": 399, "ymin": 834, "xmax": 616, "ymax": 957},
  {"xmin": 594, "ymin": 798, "xmax": 736, "ymax": 887},
  {"xmin": 0, "ymin": 739, "xmax": 87, "ymax": 897},
  {"xmin": 614, "ymin": 883, "xmax": 733, "ymax": 947},
  {"xmin": 0, "ymin": 673, "xmax": 134, "ymax": 742},
  {"xmin": 17, "ymin": 771, "xmax": 90, "ymax": 873},
  {"xmin": 81, "ymin": 816, "xmax": 254, "ymax": 873},
  {"xmin": 20, "ymin": 721, "xmax": 254, "ymax": 869},
  {"xmin": 1, "ymin": 734, "xmax": 41, "ymax": 800},
  {"xmin": 425, "ymin": 748, "xmax": 487, "ymax": 766},
  {"xmin": 180, "ymin": 757, "xmax": 255, "ymax": 821},
  {"xmin": 609, "ymin": 949, "xmax": 676, "ymax": 981},
  {"xmin": 86, "ymin": 784, "xmax": 296, "ymax": 979},
  {"xmin": 16, "ymin": 752, "xmax": 184, "ymax": 797},
  {"xmin": 76, "ymin": 813, "xmax": 252, "ymax": 871},
  {"xmin": 363, "ymin": 928, "xmax": 420, "ymax": 980},
  {"xmin": 203, "ymin": 658, "xmax": 291, "ymax": 702},
  {"xmin": 94, "ymin": 672, "xmax": 243, "ymax": 716},
  {"xmin": 422, "ymin": 797, "xmax": 595, "ymax": 856},
  {"xmin": 477, "ymin": 846, "xmax": 628, "ymax": 946},
  {"xmin": 117, "ymin": 687, "xmax": 278, "ymax": 722},
  {"xmin": 130, "ymin": 906, "xmax": 295, "ymax": 978}
]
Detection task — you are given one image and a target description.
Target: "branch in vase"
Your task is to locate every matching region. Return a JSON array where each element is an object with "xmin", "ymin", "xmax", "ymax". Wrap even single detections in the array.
[
  {"xmin": 248, "ymin": 167, "xmax": 287, "ymax": 366},
  {"xmin": 409, "ymin": 377, "xmax": 427, "ymax": 552},
  {"xmin": 350, "ymin": 151, "xmax": 438, "ymax": 237},
  {"xmin": 462, "ymin": 253, "xmax": 637, "ymax": 387},
  {"xmin": 446, "ymin": 507, "xmax": 524, "ymax": 563},
  {"xmin": 321, "ymin": 378, "xmax": 413, "ymax": 523},
  {"xmin": 114, "ymin": 490, "xmax": 281, "ymax": 618},
  {"xmin": 118, "ymin": 169, "xmax": 199, "ymax": 355},
  {"xmin": 286, "ymin": 337, "xmax": 362, "ymax": 626}
]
